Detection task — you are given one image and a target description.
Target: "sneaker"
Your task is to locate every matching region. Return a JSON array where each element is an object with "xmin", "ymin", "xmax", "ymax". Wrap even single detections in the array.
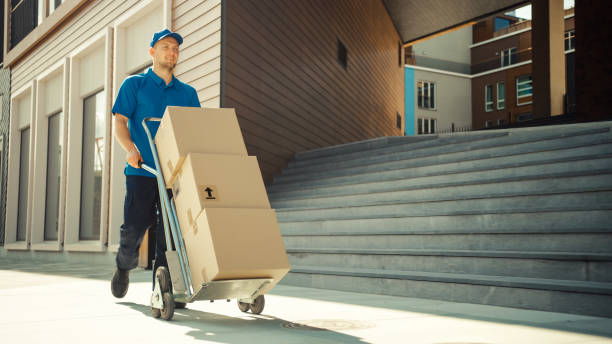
[{"xmin": 111, "ymin": 268, "xmax": 129, "ymax": 298}]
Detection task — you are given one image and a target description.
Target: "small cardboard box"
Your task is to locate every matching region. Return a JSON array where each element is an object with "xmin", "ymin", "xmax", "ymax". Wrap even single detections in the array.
[
  {"xmin": 155, "ymin": 107, "xmax": 248, "ymax": 185},
  {"xmin": 181, "ymin": 207, "xmax": 290, "ymax": 291},
  {"xmin": 172, "ymin": 153, "xmax": 270, "ymax": 231}
]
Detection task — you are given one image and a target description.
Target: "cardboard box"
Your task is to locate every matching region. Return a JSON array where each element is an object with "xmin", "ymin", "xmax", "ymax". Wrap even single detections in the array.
[
  {"xmin": 172, "ymin": 153, "xmax": 271, "ymax": 231},
  {"xmin": 181, "ymin": 207, "xmax": 290, "ymax": 290},
  {"xmin": 155, "ymin": 107, "xmax": 248, "ymax": 185}
]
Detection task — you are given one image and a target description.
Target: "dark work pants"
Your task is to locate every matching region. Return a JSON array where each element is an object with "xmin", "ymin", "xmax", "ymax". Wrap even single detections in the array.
[{"xmin": 116, "ymin": 175, "xmax": 170, "ymax": 286}]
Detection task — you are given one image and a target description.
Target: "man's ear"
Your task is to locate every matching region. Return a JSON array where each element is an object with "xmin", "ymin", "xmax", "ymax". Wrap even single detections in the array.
[{"xmin": 149, "ymin": 47, "xmax": 155, "ymax": 57}]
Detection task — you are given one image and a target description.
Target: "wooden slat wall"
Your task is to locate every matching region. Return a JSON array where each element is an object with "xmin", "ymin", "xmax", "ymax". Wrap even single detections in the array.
[
  {"xmin": 11, "ymin": 0, "xmax": 141, "ymax": 92},
  {"xmin": 173, "ymin": 0, "xmax": 222, "ymax": 108},
  {"xmin": 223, "ymin": 0, "xmax": 404, "ymax": 183}
]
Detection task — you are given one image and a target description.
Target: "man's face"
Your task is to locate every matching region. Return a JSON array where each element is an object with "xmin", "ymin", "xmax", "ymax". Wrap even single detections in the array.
[{"xmin": 151, "ymin": 36, "xmax": 179, "ymax": 70}]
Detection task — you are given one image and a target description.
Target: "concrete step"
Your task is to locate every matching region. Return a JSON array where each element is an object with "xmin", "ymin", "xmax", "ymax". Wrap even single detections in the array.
[
  {"xmin": 269, "ymin": 155, "xmax": 612, "ymax": 199},
  {"xmin": 271, "ymin": 173, "xmax": 612, "ymax": 210},
  {"xmin": 275, "ymin": 191, "xmax": 612, "ymax": 222},
  {"xmin": 294, "ymin": 135, "xmax": 438, "ymax": 161},
  {"xmin": 282, "ymin": 232, "xmax": 612, "ymax": 254},
  {"xmin": 292, "ymin": 132, "xmax": 507, "ymax": 166},
  {"xmin": 276, "ymin": 133, "xmax": 612, "ymax": 185},
  {"xmin": 293, "ymin": 123, "xmax": 612, "ymax": 163},
  {"xmin": 278, "ymin": 210, "xmax": 612, "ymax": 235},
  {"xmin": 281, "ymin": 266, "xmax": 612, "ymax": 317},
  {"xmin": 283, "ymin": 127, "xmax": 610, "ymax": 178},
  {"xmin": 285, "ymin": 248, "xmax": 612, "ymax": 282}
]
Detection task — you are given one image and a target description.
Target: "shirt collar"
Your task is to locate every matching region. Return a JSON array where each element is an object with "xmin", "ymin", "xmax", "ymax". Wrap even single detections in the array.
[{"xmin": 146, "ymin": 68, "xmax": 176, "ymax": 88}]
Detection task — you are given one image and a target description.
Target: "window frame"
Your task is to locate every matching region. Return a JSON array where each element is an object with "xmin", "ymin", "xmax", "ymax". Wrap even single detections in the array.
[
  {"xmin": 565, "ymin": 30, "xmax": 575, "ymax": 51},
  {"xmin": 501, "ymin": 47, "xmax": 517, "ymax": 67},
  {"xmin": 64, "ymin": 28, "xmax": 112, "ymax": 252},
  {"xmin": 4, "ymin": 81, "xmax": 36, "ymax": 250},
  {"xmin": 497, "ymin": 82, "xmax": 505, "ymax": 110},
  {"xmin": 516, "ymin": 74, "xmax": 533, "ymax": 106},
  {"xmin": 417, "ymin": 80, "xmax": 436, "ymax": 110},
  {"xmin": 30, "ymin": 58, "xmax": 69, "ymax": 251},
  {"xmin": 417, "ymin": 117, "xmax": 437, "ymax": 134},
  {"xmin": 485, "ymin": 84, "xmax": 493, "ymax": 112}
]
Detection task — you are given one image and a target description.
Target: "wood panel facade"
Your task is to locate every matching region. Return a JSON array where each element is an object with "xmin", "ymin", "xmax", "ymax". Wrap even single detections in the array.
[{"xmin": 222, "ymin": 0, "xmax": 404, "ymax": 183}]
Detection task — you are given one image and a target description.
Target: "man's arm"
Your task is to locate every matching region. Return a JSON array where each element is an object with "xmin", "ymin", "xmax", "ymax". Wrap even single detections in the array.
[{"xmin": 114, "ymin": 113, "xmax": 142, "ymax": 168}]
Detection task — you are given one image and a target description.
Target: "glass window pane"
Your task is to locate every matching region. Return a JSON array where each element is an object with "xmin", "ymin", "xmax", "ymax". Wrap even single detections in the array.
[
  {"xmin": 423, "ymin": 83, "xmax": 429, "ymax": 108},
  {"xmin": 79, "ymin": 91, "xmax": 105, "ymax": 240},
  {"xmin": 417, "ymin": 118, "xmax": 423, "ymax": 134},
  {"xmin": 430, "ymin": 83, "xmax": 435, "ymax": 108},
  {"xmin": 17, "ymin": 127, "xmax": 30, "ymax": 241},
  {"xmin": 45, "ymin": 112, "xmax": 63, "ymax": 241},
  {"xmin": 424, "ymin": 119, "xmax": 429, "ymax": 133},
  {"xmin": 417, "ymin": 82, "xmax": 422, "ymax": 108},
  {"xmin": 431, "ymin": 119, "xmax": 436, "ymax": 133}
]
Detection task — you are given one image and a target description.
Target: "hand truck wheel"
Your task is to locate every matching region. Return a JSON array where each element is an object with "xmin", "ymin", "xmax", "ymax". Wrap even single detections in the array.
[
  {"xmin": 155, "ymin": 267, "xmax": 171, "ymax": 293},
  {"xmin": 250, "ymin": 295, "xmax": 265, "ymax": 315},
  {"xmin": 151, "ymin": 306, "xmax": 161, "ymax": 318},
  {"xmin": 160, "ymin": 292, "xmax": 175, "ymax": 321},
  {"xmin": 237, "ymin": 300, "xmax": 250, "ymax": 313}
]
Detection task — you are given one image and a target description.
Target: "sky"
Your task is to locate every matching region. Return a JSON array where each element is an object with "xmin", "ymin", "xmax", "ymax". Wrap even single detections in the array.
[{"xmin": 512, "ymin": 0, "xmax": 575, "ymax": 20}]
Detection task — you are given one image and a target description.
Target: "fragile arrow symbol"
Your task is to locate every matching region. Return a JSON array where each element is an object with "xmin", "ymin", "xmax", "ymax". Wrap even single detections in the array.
[{"xmin": 204, "ymin": 187, "xmax": 215, "ymax": 199}]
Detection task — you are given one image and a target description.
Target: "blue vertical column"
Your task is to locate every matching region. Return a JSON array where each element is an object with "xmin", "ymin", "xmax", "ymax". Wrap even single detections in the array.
[{"xmin": 404, "ymin": 66, "xmax": 415, "ymax": 136}]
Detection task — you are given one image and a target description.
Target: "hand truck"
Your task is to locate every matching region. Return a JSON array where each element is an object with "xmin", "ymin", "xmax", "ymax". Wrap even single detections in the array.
[{"xmin": 141, "ymin": 117, "xmax": 272, "ymax": 321}]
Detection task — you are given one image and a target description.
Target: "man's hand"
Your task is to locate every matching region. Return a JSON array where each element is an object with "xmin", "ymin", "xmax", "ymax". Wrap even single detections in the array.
[{"xmin": 127, "ymin": 147, "xmax": 143, "ymax": 168}]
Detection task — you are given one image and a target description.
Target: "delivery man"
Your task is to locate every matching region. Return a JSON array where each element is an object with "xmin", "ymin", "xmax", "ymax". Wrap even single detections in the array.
[{"xmin": 111, "ymin": 29, "xmax": 200, "ymax": 298}]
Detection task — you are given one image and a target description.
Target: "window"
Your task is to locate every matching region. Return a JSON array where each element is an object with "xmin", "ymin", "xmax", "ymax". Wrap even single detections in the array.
[
  {"xmin": 565, "ymin": 30, "xmax": 575, "ymax": 51},
  {"xmin": 17, "ymin": 127, "xmax": 30, "ymax": 241},
  {"xmin": 10, "ymin": 0, "xmax": 39, "ymax": 48},
  {"xmin": 517, "ymin": 113, "xmax": 533, "ymax": 122},
  {"xmin": 501, "ymin": 47, "xmax": 518, "ymax": 67},
  {"xmin": 0, "ymin": 135, "xmax": 3, "ymax": 210},
  {"xmin": 418, "ymin": 117, "xmax": 436, "ymax": 134},
  {"xmin": 497, "ymin": 82, "xmax": 505, "ymax": 110},
  {"xmin": 65, "ymin": 28, "xmax": 111, "ymax": 251},
  {"xmin": 6, "ymin": 85, "xmax": 34, "ymax": 249},
  {"xmin": 498, "ymin": 119, "xmax": 506, "ymax": 126},
  {"xmin": 337, "ymin": 39, "xmax": 348, "ymax": 69},
  {"xmin": 494, "ymin": 17, "xmax": 512, "ymax": 31},
  {"xmin": 48, "ymin": 0, "xmax": 65, "ymax": 16},
  {"xmin": 516, "ymin": 75, "xmax": 533, "ymax": 105},
  {"xmin": 79, "ymin": 91, "xmax": 106, "ymax": 241},
  {"xmin": 485, "ymin": 85, "xmax": 493, "ymax": 112},
  {"xmin": 417, "ymin": 81, "xmax": 435, "ymax": 109},
  {"xmin": 485, "ymin": 120, "xmax": 493, "ymax": 128},
  {"xmin": 44, "ymin": 111, "xmax": 63, "ymax": 241}
]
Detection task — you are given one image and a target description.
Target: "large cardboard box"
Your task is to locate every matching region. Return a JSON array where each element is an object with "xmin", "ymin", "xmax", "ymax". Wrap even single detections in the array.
[
  {"xmin": 172, "ymin": 153, "xmax": 271, "ymax": 231},
  {"xmin": 181, "ymin": 207, "xmax": 290, "ymax": 291},
  {"xmin": 155, "ymin": 107, "xmax": 248, "ymax": 185}
]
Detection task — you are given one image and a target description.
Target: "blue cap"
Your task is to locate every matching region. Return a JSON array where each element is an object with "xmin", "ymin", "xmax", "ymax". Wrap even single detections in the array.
[{"xmin": 150, "ymin": 29, "xmax": 183, "ymax": 47}]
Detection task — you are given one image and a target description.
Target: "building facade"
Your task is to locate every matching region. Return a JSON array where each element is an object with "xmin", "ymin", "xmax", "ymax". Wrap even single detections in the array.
[
  {"xmin": 471, "ymin": 9, "xmax": 575, "ymax": 129},
  {"xmin": 404, "ymin": 26, "xmax": 472, "ymax": 135},
  {"xmin": 1, "ymin": 0, "xmax": 403, "ymax": 257}
]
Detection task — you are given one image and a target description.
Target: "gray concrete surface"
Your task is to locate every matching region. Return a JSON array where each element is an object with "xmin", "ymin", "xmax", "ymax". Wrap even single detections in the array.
[{"xmin": 1, "ymin": 259, "xmax": 612, "ymax": 344}]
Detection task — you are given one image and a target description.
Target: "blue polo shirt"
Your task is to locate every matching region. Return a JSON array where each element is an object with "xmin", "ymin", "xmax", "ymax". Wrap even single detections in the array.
[{"xmin": 112, "ymin": 68, "xmax": 200, "ymax": 177}]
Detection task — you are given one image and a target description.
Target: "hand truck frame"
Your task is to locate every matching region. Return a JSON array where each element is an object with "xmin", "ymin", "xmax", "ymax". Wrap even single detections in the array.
[{"xmin": 141, "ymin": 117, "xmax": 272, "ymax": 321}]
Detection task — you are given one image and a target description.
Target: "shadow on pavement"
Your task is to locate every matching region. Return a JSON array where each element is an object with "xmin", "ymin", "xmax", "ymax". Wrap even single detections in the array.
[{"xmin": 117, "ymin": 301, "xmax": 369, "ymax": 344}]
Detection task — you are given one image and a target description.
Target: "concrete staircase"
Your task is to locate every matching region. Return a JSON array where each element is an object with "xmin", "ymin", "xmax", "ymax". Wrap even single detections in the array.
[{"xmin": 268, "ymin": 122, "xmax": 612, "ymax": 317}]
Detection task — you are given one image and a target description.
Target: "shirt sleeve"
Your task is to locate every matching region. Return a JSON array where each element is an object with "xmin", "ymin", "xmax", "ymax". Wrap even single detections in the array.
[
  {"xmin": 190, "ymin": 87, "xmax": 201, "ymax": 108},
  {"xmin": 111, "ymin": 77, "xmax": 139, "ymax": 118}
]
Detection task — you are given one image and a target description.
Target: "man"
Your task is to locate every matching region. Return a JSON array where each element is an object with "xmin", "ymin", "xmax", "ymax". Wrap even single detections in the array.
[{"xmin": 111, "ymin": 29, "xmax": 200, "ymax": 298}]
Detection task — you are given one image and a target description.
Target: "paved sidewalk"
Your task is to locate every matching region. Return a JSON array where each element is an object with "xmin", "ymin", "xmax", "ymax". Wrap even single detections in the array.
[{"xmin": 1, "ymin": 259, "xmax": 611, "ymax": 344}]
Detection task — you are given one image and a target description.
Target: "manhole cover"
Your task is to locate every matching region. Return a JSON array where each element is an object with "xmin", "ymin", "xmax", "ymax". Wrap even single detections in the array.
[{"xmin": 282, "ymin": 319, "xmax": 375, "ymax": 331}]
